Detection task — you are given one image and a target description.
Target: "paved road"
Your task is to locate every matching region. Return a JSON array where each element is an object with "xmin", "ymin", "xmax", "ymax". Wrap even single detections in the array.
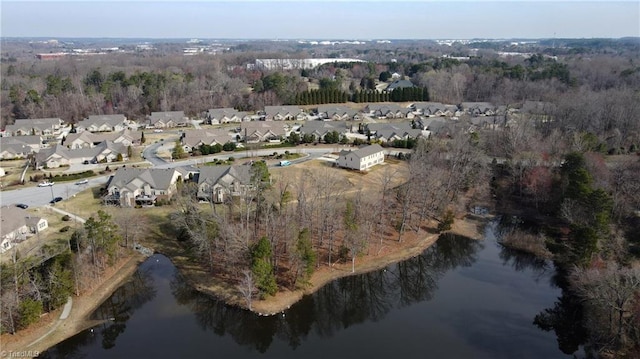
[
  {"xmin": 26, "ymin": 296, "xmax": 73, "ymax": 348},
  {"xmin": 1, "ymin": 176, "xmax": 110, "ymax": 208},
  {"xmin": 0, "ymin": 144, "xmax": 411, "ymax": 208},
  {"xmin": 142, "ymin": 138, "xmax": 175, "ymax": 166}
]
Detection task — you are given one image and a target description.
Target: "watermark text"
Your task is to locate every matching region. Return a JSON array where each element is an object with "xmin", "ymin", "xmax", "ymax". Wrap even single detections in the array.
[{"xmin": 0, "ymin": 351, "xmax": 40, "ymax": 358}]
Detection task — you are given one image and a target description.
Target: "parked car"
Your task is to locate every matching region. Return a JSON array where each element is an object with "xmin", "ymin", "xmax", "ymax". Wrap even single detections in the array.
[
  {"xmin": 15, "ymin": 203, "xmax": 28, "ymax": 209},
  {"xmin": 75, "ymin": 179, "xmax": 89, "ymax": 185},
  {"xmin": 38, "ymin": 181, "xmax": 54, "ymax": 187},
  {"xmin": 153, "ymin": 129, "xmax": 164, "ymax": 133},
  {"xmin": 49, "ymin": 197, "xmax": 63, "ymax": 204}
]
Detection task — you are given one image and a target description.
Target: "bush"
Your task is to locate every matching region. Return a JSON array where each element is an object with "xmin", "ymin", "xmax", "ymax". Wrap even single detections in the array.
[
  {"xmin": 18, "ymin": 298, "xmax": 42, "ymax": 330},
  {"xmin": 61, "ymin": 215, "xmax": 71, "ymax": 221},
  {"xmin": 437, "ymin": 210, "xmax": 455, "ymax": 233},
  {"xmin": 59, "ymin": 226, "xmax": 71, "ymax": 233},
  {"xmin": 338, "ymin": 245, "xmax": 350, "ymax": 263}
]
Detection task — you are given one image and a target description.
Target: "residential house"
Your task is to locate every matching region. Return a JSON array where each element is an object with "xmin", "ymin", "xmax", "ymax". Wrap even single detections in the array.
[
  {"xmin": 148, "ymin": 111, "xmax": 189, "ymax": 128},
  {"xmin": 65, "ymin": 129, "xmax": 136, "ymax": 149},
  {"xmin": 412, "ymin": 102, "xmax": 460, "ymax": 117},
  {"xmin": 316, "ymin": 105, "xmax": 360, "ymax": 121},
  {"xmin": 337, "ymin": 144, "xmax": 385, "ymax": 171},
  {"xmin": 366, "ymin": 123, "xmax": 425, "ymax": 143},
  {"xmin": 460, "ymin": 102, "xmax": 496, "ymax": 116},
  {"xmin": 264, "ymin": 106, "xmax": 307, "ymax": 121},
  {"xmin": 75, "ymin": 114, "xmax": 128, "ymax": 133},
  {"xmin": 181, "ymin": 129, "xmax": 233, "ymax": 152},
  {"xmin": 386, "ymin": 79, "xmax": 415, "ymax": 91},
  {"xmin": 417, "ymin": 118, "xmax": 460, "ymax": 138},
  {"xmin": 35, "ymin": 141, "xmax": 128, "ymax": 169},
  {"xmin": 4, "ymin": 118, "xmax": 65, "ymax": 137},
  {"xmin": 104, "ymin": 168, "xmax": 183, "ymax": 207},
  {"xmin": 0, "ymin": 136, "xmax": 44, "ymax": 159},
  {"xmin": 299, "ymin": 121, "xmax": 350, "ymax": 142},
  {"xmin": 195, "ymin": 165, "xmax": 252, "ymax": 203},
  {"xmin": 204, "ymin": 108, "xmax": 251, "ymax": 124},
  {"xmin": 240, "ymin": 122, "xmax": 287, "ymax": 143},
  {"xmin": 364, "ymin": 104, "xmax": 411, "ymax": 119},
  {"xmin": 0, "ymin": 206, "xmax": 48, "ymax": 253},
  {"xmin": 0, "ymin": 143, "xmax": 33, "ymax": 160}
]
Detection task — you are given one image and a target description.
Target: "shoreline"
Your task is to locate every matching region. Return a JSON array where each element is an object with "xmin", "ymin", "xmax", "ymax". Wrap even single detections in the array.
[
  {"xmin": 173, "ymin": 214, "xmax": 488, "ymax": 315},
  {"xmin": 0, "ymin": 215, "xmax": 487, "ymax": 354},
  {"xmin": 0, "ymin": 253, "xmax": 146, "ymax": 355}
]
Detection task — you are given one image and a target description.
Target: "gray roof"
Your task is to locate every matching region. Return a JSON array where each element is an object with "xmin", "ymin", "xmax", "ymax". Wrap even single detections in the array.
[
  {"xmin": 241, "ymin": 122, "xmax": 287, "ymax": 137},
  {"xmin": 366, "ymin": 103, "xmax": 404, "ymax": 114},
  {"xmin": 460, "ymin": 102, "xmax": 495, "ymax": 112},
  {"xmin": 374, "ymin": 128, "xmax": 424, "ymax": 141},
  {"xmin": 348, "ymin": 144, "xmax": 385, "ymax": 159},
  {"xmin": 0, "ymin": 143, "xmax": 33, "ymax": 156},
  {"xmin": 0, "ymin": 206, "xmax": 28, "ymax": 237},
  {"xmin": 196, "ymin": 165, "xmax": 252, "ymax": 186},
  {"xmin": 366, "ymin": 122, "xmax": 414, "ymax": 132},
  {"xmin": 264, "ymin": 106, "xmax": 303, "ymax": 117},
  {"xmin": 66, "ymin": 129, "xmax": 134, "ymax": 145},
  {"xmin": 108, "ymin": 168, "xmax": 180, "ymax": 192},
  {"xmin": 316, "ymin": 105, "xmax": 358, "ymax": 118},
  {"xmin": 149, "ymin": 111, "xmax": 188, "ymax": 125},
  {"xmin": 37, "ymin": 141, "xmax": 126, "ymax": 163},
  {"xmin": 300, "ymin": 121, "xmax": 348, "ymax": 136},
  {"xmin": 205, "ymin": 108, "xmax": 248, "ymax": 120},
  {"xmin": 80, "ymin": 114, "xmax": 127, "ymax": 128},
  {"xmin": 1, "ymin": 135, "xmax": 43, "ymax": 146},
  {"xmin": 419, "ymin": 118, "xmax": 449, "ymax": 132},
  {"xmin": 412, "ymin": 102, "xmax": 458, "ymax": 115},
  {"xmin": 387, "ymin": 79, "xmax": 414, "ymax": 91},
  {"xmin": 6, "ymin": 118, "xmax": 64, "ymax": 132}
]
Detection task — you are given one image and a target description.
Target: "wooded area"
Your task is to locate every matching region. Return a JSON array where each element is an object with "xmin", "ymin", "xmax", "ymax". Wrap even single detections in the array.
[{"xmin": 2, "ymin": 37, "xmax": 640, "ymax": 356}]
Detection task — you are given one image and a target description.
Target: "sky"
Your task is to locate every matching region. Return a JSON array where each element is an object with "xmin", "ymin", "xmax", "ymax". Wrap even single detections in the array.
[{"xmin": 1, "ymin": 1, "xmax": 639, "ymax": 39}]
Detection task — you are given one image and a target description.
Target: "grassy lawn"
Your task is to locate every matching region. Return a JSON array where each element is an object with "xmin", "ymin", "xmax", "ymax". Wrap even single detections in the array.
[
  {"xmin": 0, "ymin": 159, "xmax": 28, "ymax": 189},
  {"xmin": 0, "ymin": 207, "xmax": 79, "ymax": 263}
]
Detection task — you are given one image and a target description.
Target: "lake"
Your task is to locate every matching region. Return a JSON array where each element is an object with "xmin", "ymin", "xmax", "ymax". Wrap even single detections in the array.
[{"xmin": 41, "ymin": 220, "xmax": 579, "ymax": 358}]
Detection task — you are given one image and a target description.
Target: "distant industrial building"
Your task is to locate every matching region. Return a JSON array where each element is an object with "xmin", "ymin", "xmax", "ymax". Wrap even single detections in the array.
[{"xmin": 250, "ymin": 58, "xmax": 365, "ymax": 70}]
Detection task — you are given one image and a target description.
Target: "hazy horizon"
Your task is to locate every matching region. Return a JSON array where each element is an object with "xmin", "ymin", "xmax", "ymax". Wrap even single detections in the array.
[{"xmin": 2, "ymin": 1, "xmax": 639, "ymax": 40}]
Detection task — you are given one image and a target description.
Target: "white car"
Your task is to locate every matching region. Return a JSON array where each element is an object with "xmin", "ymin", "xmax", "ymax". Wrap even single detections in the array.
[
  {"xmin": 38, "ymin": 181, "xmax": 54, "ymax": 187},
  {"xmin": 75, "ymin": 179, "xmax": 89, "ymax": 185}
]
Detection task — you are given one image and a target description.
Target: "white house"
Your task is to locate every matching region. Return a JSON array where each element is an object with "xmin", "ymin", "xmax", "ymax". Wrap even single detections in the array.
[
  {"xmin": 0, "ymin": 206, "xmax": 48, "ymax": 253},
  {"xmin": 337, "ymin": 144, "xmax": 385, "ymax": 171}
]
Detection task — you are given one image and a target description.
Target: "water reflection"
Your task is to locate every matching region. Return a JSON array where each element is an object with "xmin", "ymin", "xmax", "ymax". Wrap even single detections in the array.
[
  {"xmin": 168, "ymin": 234, "xmax": 482, "ymax": 352},
  {"xmin": 41, "ymin": 262, "xmax": 157, "ymax": 358},
  {"xmin": 42, "ymin": 228, "xmax": 574, "ymax": 358}
]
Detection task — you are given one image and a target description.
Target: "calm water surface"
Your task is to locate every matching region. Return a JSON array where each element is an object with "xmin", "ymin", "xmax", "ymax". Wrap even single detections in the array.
[{"xmin": 42, "ymin": 220, "xmax": 574, "ymax": 358}]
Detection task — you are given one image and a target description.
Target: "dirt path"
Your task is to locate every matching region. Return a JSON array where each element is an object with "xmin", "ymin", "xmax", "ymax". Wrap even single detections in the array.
[
  {"xmin": 0, "ymin": 215, "xmax": 488, "ymax": 355},
  {"xmin": 0, "ymin": 253, "xmax": 145, "ymax": 355}
]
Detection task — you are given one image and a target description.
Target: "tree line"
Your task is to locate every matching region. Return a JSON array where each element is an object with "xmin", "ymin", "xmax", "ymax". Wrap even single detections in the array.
[
  {"xmin": 1, "ymin": 209, "xmax": 148, "ymax": 334},
  {"xmin": 170, "ymin": 134, "xmax": 488, "ymax": 308}
]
